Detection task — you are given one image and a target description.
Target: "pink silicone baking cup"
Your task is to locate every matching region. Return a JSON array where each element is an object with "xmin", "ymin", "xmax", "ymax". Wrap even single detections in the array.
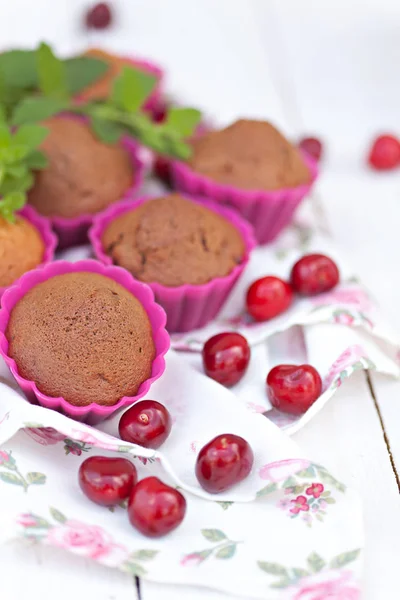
[
  {"xmin": 0, "ymin": 205, "xmax": 58, "ymax": 300},
  {"xmin": 48, "ymin": 135, "xmax": 146, "ymax": 249},
  {"xmin": 170, "ymin": 151, "xmax": 318, "ymax": 245},
  {"xmin": 0, "ymin": 259, "xmax": 170, "ymax": 425},
  {"xmin": 89, "ymin": 194, "xmax": 256, "ymax": 333}
]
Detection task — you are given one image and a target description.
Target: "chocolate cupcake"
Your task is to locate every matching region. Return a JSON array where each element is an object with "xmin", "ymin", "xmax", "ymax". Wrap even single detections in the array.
[
  {"xmin": 0, "ymin": 206, "xmax": 57, "ymax": 297},
  {"xmin": 171, "ymin": 119, "xmax": 318, "ymax": 244},
  {"xmin": 0, "ymin": 260, "xmax": 169, "ymax": 423},
  {"xmin": 90, "ymin": 194, "xmax": 256, "ymax": 332},
  {"xmin": 27, "ymin": 116, "xmax": 144, "ymax": 248},
  {"xmin": 101, "ymin": 193, "xmax": 245, "ymax": 286}
]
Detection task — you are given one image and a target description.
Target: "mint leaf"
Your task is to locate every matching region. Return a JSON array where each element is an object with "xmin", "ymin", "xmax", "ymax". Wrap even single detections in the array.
[
  {"xmin": 1, "ymin": 172, "xmax": 33, "ymax": 194},
  {"xmin": 90, "ymin": 116, "xmax": 124, "ymax": 144},
  {"xmin": 36, "ymin": 43, "xmax": 69, "ymax": 100},
  {"xmin": 112, "ymin": 66, "xmax": 157, "ymax": 113},
  {"xmin": 12, "ymin": 96, "xmax": 68, "ymax": 126},
  {"xmin": 0, "ymin": 104, "xmax": 6, "ymax": 124},
  {"xmin": 13, "ymin": 125, "xmax": 48, "ymax": 151},
  {"xmin": 0, "ymin": 50, "xmax": 37, "ymax": 90},
  {"xmin": 65, "ymin": 56, "xmax": 109, "ymax": 95},
  {"xmin": 0, "ymin": 192, "xmax": 26, "ymax": 222},
  {"xmin": 165, "ymin": 107, "xmax": 201, "ymax": 137},
  {"xmin": 25, "ymin": 150, "xmax": 48, "ymax": 170},
  {"xmin": 0, "ymin": 124, "xmax": 11, "ymax": 147}
]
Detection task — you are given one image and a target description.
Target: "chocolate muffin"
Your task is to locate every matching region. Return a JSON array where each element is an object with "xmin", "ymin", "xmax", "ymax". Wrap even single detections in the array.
[
  {"xmin": 79, "ymin": 48, "xmax": 140, "ymax": 102},
  {"xmin": 101, "ymin": 194, "xmax": 245, "ymax": 287},
  {"xmin": 6, "ymin": 272, "xmax": 155, "ymax": 406},
  {"xmin": 188, "ymin": 119, "xmax": 310, "ymax": 190},
  {"xmin": 28, "ymin": 117, "xmax": 134, "ymax": 219},
  {"xmin": 0, "ymin": 216, "xmax": 44, "ymax": 287}
]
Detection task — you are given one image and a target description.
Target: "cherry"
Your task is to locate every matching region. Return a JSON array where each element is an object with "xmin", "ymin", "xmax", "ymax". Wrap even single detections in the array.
[
  {"xmin": 153, "ymin": 155, "xmax": 172, "ymax": 186},
  {"xmin": 119, "ymin": 400, "xmax": 172, "ymax": 449},
  {"xmin": 298, "ymin": 137, "xmax": 323, "ymax": 162},
  {"xmin": 246, "ymin": 276, "xmax": 293, "ymax": 321},
  {"xmin": 195, "ymin": 434, "xmax": 254, "ymax": 493},
  {"xmin": 368, "ymin": 135, "xmax": 400, "ymax": 170},
  {"xmin": 128, "ymin": 477, "xmax": 186, "ymax": 537},
  {"xmin": 290, "ymin": 253, "xmax": 339, "ymax": 296},
  {"xmin": 202, "ymin": 332, "xmax": 250, "ymax": 387},
  {"xmin": 267, "ymin": 364, "xmax": 322, "ymax": 415},
  {"xmin": 85, "ymin": 2, "xmax": 113, "ymax": 29},
  {"xmin": 79, "ymin": 456, "xmax": 137, "ymax": 506}
]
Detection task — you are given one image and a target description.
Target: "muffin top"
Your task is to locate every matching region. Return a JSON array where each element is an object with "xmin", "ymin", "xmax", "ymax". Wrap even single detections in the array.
[
  {"xmin": 102, "ymin": 194, "xmax": 245, "ymax": 287},
  {"xmin": 27, "ymin": 117, "xmax": 134, "ymax": 219},
  {"xmin": 0, "ymin": 215, "xmax": 44, "ymax": 287},
  {"xmin": 188, "ymin": 119, "xmax": 311, "ymax": 190},
  {"xmin": 6, "ymin": 272, "xmax": 155, "ymax": 407},
  {"xmin": 79, "ymin": 48, "xmax": 140, "ymax": 102}
]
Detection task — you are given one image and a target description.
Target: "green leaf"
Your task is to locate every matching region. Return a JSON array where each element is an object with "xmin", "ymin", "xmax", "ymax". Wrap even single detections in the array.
[
  {"xmin": 0, "ymin": 472, "xmax": 24, "ymax": 486},
  {"xmin": 201, "ymin": 529, "xmax": 227, "ymax": 542},
  {"xmin": 324, "ymin": 497, "xmax": 336, "ymax": 504},
  {"xmin": 257, "ymin": 561, "xmax": 288, "ymax": 576},
  {"xmin": 35, "ymin": 43, "xmax": 69, "ymax": 100},
  {"xmin": 215, "ymin": 544, "xmax": 236, "ymax": 559},
  {"xmin": 13, "ymin": 125, "xmax": 48, "ymax": 151},
  {"xmin": 12, "ymin": 96, "xmax": 68, "ymax": 126},
  {"xmin": 0, "ymin": 50, "xmax": 37, "ymax": 90},
  {"xmin": 1, "ymin": 172, "xmax": 33, "ymax": 194},
  {"xmin": 0, "ymin": 105, "xmax": 7, "ymax": 124},
  {"xmin": 112, "ymin": 66, "xmax": 157, "ymax": 112},
  {"xmin": 307, "ymin": 551, "xmax": 326, "ymax": 573},
  {"xmin": 256, "ymin": 482, "xmax": 278, "ymax": 498},
  {"xmin": 25, "ymin": 150, "xmax": 48, "ymax": 170},
  {"xmin": 216, "ymin": 501, "xmax": 234, "ymax": 510},
  {"xmin": 283, "ymin": 476, "xmax": 297, "ymax": 489},
  {"xmin": 0, "ymin": 124, "xmax": 11, "ymax": 147},
  {"xmin": 123, "ymin": 561, "xmax": 147, "ymax": 577},
  {"xmin": 65, "ymin": 56, "xmax": 109, "ymax": 95},
  {"xmin": 292, "ymin": 567, "xmax": 310, "ymax": 578},
  {"xmin": 90, "ymin": 116, "xmax": 123, "ymax": 144},
  {"xmin": 270, "ymin": 579, "xmax": 291, "ymax": 589},
  {"xmin": 49, "ymin": 507, "xmax": 67, "ymax": 524},
  {"xmin": 297, "ymin": 466, "xmax": 316, "ymax": 478},
  {"xmin": 26, "ymin": 472, "xmax": 46, "ymax": 485},
  {"xmin": 330, "ymin": 549, "xmax": 360, "ymax": 569},
  {"xmin": 165, "ymin": 107, "xmax": 201, "ymax": 137},
  {"xmin": 131, "ymin": 549, "xmax": 158, "ymax": 561}
]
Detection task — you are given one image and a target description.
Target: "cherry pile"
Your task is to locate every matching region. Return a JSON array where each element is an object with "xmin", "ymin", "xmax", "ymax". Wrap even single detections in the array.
[
  {"xmin": 79, "ymin": 400, "xmax": 255, "ymax": 536},
  {"xmin": 202, "ymin": 253, "xmax": 340, "ymax": 415}
]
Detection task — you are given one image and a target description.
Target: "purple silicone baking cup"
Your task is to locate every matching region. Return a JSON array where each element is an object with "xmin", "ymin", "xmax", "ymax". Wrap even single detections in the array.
[
  {"xmin": 89, "ymin": 194, "xmax": 256, "ymax": 333},
  {"xmin": 170, "ymin": 151, "xmax": 318, "ymax": 245},
  {"xmin": 0, "ymin": 205, "xmax": 58, "ymax": 300},
  {"xmin": 48, "ymin": 136, "xmax": 146, "ymax": 249},
  {"xmin": 0, "ymin": 259, "xmax": 170, "ymax": 425}
]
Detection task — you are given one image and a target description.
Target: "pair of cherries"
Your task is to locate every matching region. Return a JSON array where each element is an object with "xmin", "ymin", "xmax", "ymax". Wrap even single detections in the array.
[
  {"xmin": 202, "ymin": 253, "xmax": 335, "ymax": 414},
  {"xmin": 79, "ymin": 402, "xmax": 254, "ymax": 537}
]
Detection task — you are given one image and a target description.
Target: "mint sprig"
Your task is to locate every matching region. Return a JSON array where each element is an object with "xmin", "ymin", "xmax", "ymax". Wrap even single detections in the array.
[{"xmin": 0, "ymin": 116, "xmax": 48, "ymax": 222}]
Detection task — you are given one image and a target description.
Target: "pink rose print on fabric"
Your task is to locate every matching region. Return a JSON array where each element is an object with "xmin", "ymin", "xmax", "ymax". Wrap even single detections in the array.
[
  {"xmin": 17, "ymin": 513, "xmax": 40, "ymax": 528},
  {"xmin": 292, "ymin": 570, "xmax": 360, "ymax": 600},
  {"xmin": 312, "ymin": 287, "xmax": 372, "ymax": 313},
  {"xmin": 290, "ymin": 496, "xmax": 310, "ymax": 514},
  {"xmin": 259, "ymin": 459, "xmax": 311, "ymax": 482},
  {"xmin": 306, "ymin": 483, "xmax": 324, "ymax": 499},
  {"xmin": 47, "ymin": 520, "xmax": 128, "ymax": 566},
  {"xmin": 24, "ymin": 427, "xmax": 65, "ymax": 446},
  {"xmin": 180, "ymin": 552, "xmax": 208, "ymax": 566},
  {"xmin": 0, "ymin": 450, "xmax": 10, "ymax": 465},
  {"xmin": 70, "ymin": 428, "xmax": 118, "ymax": 451},
  {"xmin": 323, "ymin": 345, "xmax": 366, "ymax": 390}
]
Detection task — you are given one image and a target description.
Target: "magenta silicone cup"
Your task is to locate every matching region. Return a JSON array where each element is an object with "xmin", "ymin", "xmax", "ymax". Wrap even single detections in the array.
[
  {"xmin": 170, "ymin": 151, "xmax": 318, "ymax": 245},
  {"xmin": 0, "ymin": 259, "xmax": 170, "ymax": 425},
  {"xmin": 0, "ymin": 205, "xmax": 57, "ymax": 300},
  {"xmin": 89, "ymin": 194, "xmax": 256, "ymax": 333},
  {"xmin": 45, "ymin": 136, "xmax": 145, "ymax": 249}
]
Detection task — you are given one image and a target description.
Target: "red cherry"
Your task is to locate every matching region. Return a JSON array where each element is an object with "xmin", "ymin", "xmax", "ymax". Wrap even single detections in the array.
[
  {"xmin": 290, "ymin": 253, "xmax": 339, "ymax": 296},
  {"xmin": 267, "ymin": 364, "xmax": 322, "ymax": 415},
  {"xmin": 246, "ymin": 276, "xmax": 293, "ymax": 322},
  {"xmin": 128, "ymin": 477, "xmax": 186, "ymax": 537},
  {"xmin": 150, "ymin": 99, "xmax": 169, "ymax": 123},
  {"xmin": 79, "ymin": 456, "xmax": 137, "ymax": 506},
  {"xmin": 119, "ymin": 400, "xmax": 172, "ymax": 449},
  {"xmin": 368, "ymin": 135, "xmax": 400, "ymax": 170},
  {"xmin": 153, "ymin": 155, "xmax": 172, "ymax": 186},
  {"xmin": 202, "ymin": 332, "xmax": 250, "ymax": 387},
  {"xmin": 195, "ymin": 434, "xmax": 254, "ymax": 493},
  {"xmin": 85, "ymin": 2, "xmax": 112, "ymax": 29},
  {"xmin": 298, "ymin": 137, "xmax": 323, "ymax": 162}
]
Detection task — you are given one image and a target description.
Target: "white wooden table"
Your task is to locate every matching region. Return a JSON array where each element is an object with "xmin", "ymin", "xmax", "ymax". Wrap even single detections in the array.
[{"xmin": 1, "ymin": 1, "xmax": 400, "ymax": 598}]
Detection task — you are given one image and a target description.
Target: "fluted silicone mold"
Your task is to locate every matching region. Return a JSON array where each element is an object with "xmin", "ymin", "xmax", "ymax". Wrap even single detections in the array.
[
  {"xmin": 0, "ymin": 259, "xmax": 170, "ymax": 424},
  {"xmin": 89, "ymin": 194, "xmax": 256, "ymax": 333},
  {"xmin": 170, "ymin": 152, "xmax": 318, "ymax": 245},
  {"xmin": 0, "ymin": 205, "xmax": 57, "ymax": 299}
]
